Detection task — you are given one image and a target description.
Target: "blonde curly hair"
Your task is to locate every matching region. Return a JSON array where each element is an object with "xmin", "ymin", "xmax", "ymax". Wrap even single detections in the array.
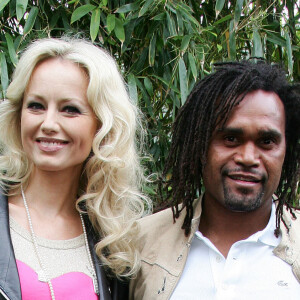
[{"xmin": 0, "ymin": 37, "xmax": 151, "ymax": 278}]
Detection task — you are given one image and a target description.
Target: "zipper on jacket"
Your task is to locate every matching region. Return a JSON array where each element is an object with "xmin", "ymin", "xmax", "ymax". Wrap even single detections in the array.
[{"xmin": 0, "ymin": 288, "xmax": 10, "ymax": 300}]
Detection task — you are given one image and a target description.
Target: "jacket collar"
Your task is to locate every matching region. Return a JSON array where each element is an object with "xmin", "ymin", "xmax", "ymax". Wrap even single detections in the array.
[
  {"xmin": 0, "ymin": 192, "xmax": 21, "ymax": 300},
  {"xmin": 84, "ymin": 215, "xmax": 112, "ymax": 300},
  {"xmin": 273, "ymin": 206, "xmax": 300, "ymax": 282}
]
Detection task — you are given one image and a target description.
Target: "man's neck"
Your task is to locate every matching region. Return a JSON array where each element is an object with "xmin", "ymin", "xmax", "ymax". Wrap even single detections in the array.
[{"xmin": 199, "ymin": 195, "xmax": 272, "ymax": 257}]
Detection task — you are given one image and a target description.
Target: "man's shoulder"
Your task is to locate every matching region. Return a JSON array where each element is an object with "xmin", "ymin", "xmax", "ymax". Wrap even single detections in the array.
[
  {"xmin": 138, "ymin": 206, "xmax": 174, "ymax": 228},
  {"xmin": 282, "ymin": 206, "xmax": 300, "ymax": 231},
  {"xmin": 136, "ymin": 206, "xmax": 189, "ymax": 256},
  {"xmin": 137, "ymin": 207, "xmax": 182, "ymax": 241}
]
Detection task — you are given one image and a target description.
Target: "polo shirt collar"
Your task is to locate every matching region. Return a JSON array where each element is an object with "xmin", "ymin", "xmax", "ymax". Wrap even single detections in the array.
[{"xmin": 246, "ymin": 202, "xmax": 280, "ymax": 247}]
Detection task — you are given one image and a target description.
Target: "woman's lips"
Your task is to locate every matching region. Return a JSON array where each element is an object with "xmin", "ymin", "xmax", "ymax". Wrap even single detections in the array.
[{"xmin": 36, "ymin": 138, "xmax": 69, "ymax": 152}]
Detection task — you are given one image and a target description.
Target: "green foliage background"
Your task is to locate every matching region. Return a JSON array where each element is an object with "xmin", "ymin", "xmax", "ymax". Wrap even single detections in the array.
[{"xmin": 0, "ymin": 0, "xmax": 299, "ymax": 198}]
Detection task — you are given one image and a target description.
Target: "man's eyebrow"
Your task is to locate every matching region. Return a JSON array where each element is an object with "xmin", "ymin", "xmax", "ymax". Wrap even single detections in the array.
[
  {"xmin": 216, "ymin": 127, "xmax": 244, "ymax": 135},
  {"xmin": 257, "ymin": 129, "xmax": 282, "ymax": 140},
  {"xmin": 216, "ymin": 127, "xmax": 283, "ymax": 140}
]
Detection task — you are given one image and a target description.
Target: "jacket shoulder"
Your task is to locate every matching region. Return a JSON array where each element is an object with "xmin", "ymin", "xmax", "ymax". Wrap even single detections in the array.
[
  {"xmin": 138, "ymin": 207, "xmax": 175, "ymax": 236},
  {"xmin": 282, "ymin": 206, "xmax": 300, "ymax": 231}
]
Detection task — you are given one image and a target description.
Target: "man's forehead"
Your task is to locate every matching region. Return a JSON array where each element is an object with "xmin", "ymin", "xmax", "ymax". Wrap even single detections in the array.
[{"xmin": 226, "ymin": 90, "xmax": 285, "ymax": 120}]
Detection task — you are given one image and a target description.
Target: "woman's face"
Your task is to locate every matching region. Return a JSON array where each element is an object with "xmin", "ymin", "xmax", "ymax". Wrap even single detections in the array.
[{"xmin": 21, "ymin": 58, "xmax": 98, "ymax": 175}]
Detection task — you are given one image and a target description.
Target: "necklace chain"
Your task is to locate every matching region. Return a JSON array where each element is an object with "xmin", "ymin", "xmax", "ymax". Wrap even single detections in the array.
[{"xmin": 21, "ymin": 185, "xmax": 99, "ymax": 299}]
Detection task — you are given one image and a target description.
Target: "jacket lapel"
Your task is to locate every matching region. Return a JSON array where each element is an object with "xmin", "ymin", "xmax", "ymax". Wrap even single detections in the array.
[
  {"xmin": 84, "ymin": 215, "xmax": 112, "ymax": 300},
  {"xmin": 0, "ymin": 192, "xmax": 21, "ymax": 300}
]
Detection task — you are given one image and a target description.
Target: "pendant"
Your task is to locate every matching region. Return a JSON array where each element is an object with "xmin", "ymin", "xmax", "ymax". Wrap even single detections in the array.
[{"xmin": 37, "ymin": 269, "xmax": 48, "ymax": 282}]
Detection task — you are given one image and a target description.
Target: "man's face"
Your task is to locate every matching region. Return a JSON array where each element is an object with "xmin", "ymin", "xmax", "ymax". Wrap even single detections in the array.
[{"xmin": 203, "ymin": 90, "xmax": 286, "ymax": 212}]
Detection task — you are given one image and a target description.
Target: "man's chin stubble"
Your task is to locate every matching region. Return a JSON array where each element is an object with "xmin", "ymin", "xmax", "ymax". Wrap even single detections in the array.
[{"xmin": 223, "ymin": 186, "xmax": 265, "ymax": 212}]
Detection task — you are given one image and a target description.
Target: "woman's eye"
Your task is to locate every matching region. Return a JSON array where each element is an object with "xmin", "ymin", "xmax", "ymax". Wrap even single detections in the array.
[
  {"xmin": 27, "ymin": 102, "xmax": 44, "ymax": 110},
  {"xmin": 63, "ymin": 106, "xmax": 81, "ymax": 114}
]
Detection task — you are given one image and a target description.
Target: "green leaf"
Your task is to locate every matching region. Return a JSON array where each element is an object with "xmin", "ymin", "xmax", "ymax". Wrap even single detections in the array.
[
  {"xmin": 114, "ymin": 18, "xmax": 125, "ymax": 43},
  {"xmin": 152, "ymin": 75, "xmax": 180, "ymax": 93},
  {"xmin": 285, "ymin": 31, "xmax": 293, "ymax": 76},
  {"xmin": 213, "ymin": 14, "xmax": 232, "ymax": 25},
  {"xmin": 229, "ymin": 20, "xmax": 236, "ymax": 59},
  {"xmin": 166, "ymin": 12, "xmax": 176, "ymax": 36},
  {"xmin": 180, "ymin": 35, "xmax": 191, "ymax": 52},
  {"xmin": 177, "ymin": 6, "xmax": 200, "ymax": 28},
  {"xmin": 139, "ymin": 0, "xmax": 152, "ymax": 17},
  {"xmin": 266, "ymin": 32, "xmax": 286, "ymax": 47},
  {"xmin": 71, "ymin": 4, "xmax": 96, "ymax": 24},
  {"xmin": 188, "ymin": 53, "xmax": 197, "ymax": 81},
  {"xmin": 23, "ymin": 6, "xmax": 38, "ymax": 35},
  {"xmin": 90, "ymin": 8, "xmax": 100, "ymax": 42},
  {"xmin": 179, "ymin": 57, "xmax": 188, "ymax": 105},
  {"xmin": 252, "ymin": 28, "xmax": 263, "ymax": 58},
  {"xmin": 234, "ymin": 0, "xmax": 244, "ymax": 27},
  {"xmin": 215, "ymin": 0, "xmax": 225, "ymax": 18},
  {"xmin": 143, "ymin": 185, "xmax": 156, "ymax": 196},
  {"xmin": 149, "ymin": 33, "xmax": 156, "ymax": 66},
  {"xmin": 5, "ymin": 33, "xmax": 18, "ymax": 66},
  {"xmin": 135, "ymin": 77, "xmax": 153, "ymax": 117},
  {"xmin": 0, "ymin": 0, "xmax": 9, "ymax": 12},
  {"xmin": 176, "ymin": 10, "xmax": 184, "ymax": 35},
  {"xmin": 115, "ymin": 2, "xmax": 139, "ymax": 13},
  {"xmin": 152, "ymin": 12, "xmax": 165, "ymax": 21},
  {"xmin": 132, "ymin": 48, "xmax": 147, "ymax": 72},
  {"xmin": 16, "ymin": 0, "xmax": 28, "ymax": 21},
  {"xmin": 14, "ymin": 35, "xmax": 22, "ymax": 50},
  {"xmin": 0, "ymin": 53, "xmax": 9, "ymax": 96},
  {"xmin": 107, "ymin": 14, "xmax": 115, "ymax": 33},
  {"xmin": 50, "ymin": 12, "xmax": 60, "ymax": 29},
  {"xmin": 144, "ymin": 77, "xmax": 153, "ymax": 96},
  {"xmin": 127, "ymin": 73, "xmax": 138, "ymax": 104}
]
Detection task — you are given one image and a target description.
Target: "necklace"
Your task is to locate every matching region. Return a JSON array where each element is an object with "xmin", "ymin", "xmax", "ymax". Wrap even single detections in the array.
[{"xmin": 21, "ymin": 185, "xmax": 99, "ymax": 300}]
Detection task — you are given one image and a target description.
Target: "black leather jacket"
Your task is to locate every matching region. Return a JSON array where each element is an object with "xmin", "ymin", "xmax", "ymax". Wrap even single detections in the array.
[{"xmin": 0, "ymin": 192, "xmax": 128, "ymax": 300}]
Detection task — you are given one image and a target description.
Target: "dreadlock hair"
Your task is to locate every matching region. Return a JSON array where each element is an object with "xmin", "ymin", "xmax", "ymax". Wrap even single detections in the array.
[{"xmin": 163, "ymin": 60, "xmax": 300, "ymax": 237}]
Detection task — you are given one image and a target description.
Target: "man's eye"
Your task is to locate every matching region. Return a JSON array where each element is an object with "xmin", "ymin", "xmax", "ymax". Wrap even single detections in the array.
[
  {"xmin": 263, "ymin": 139, "xmax": 272, "ymax": 144},
  {"xmin": 63, "ymin": 106, "xmax": 81, "ymax": 114},
  {"xmin": 27, "ymin": 102, "xmax": 44, "ymax": 110},
  {"xmin": 224, "ymin": 136, "xmax": 236, "ymax": 143},
  {"xmin": 261, "ymin": 138, "xmax": 275, "ymax": 146},
  {"xmin": 223, "ymin": 135, "xmax": 239, "ymax": 146}
]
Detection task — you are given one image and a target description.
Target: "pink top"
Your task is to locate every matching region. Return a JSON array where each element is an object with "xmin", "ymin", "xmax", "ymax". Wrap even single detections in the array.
[
  {"xmin": 10, "ymin": 217, "xmax": 99, "ymax": 299},
  {"xmin": 17, "ymin": 260, "xmax": 98, "ymax": 300}
]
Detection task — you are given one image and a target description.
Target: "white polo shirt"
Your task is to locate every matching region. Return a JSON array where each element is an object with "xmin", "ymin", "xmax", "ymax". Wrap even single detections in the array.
[{"xmin": 171, "ymin": 204, "xmax": 300, "ymax": 300}]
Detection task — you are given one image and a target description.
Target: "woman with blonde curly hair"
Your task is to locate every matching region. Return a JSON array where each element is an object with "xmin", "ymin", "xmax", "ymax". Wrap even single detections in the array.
[{"xmin": 0, "ymin": 37, "xmax": 149, "ymax": 300}]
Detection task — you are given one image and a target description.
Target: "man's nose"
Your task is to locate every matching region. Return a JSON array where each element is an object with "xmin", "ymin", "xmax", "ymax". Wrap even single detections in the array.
[{"xmin": 234, "ymin": 142, "xmax": 260, "ymax": 167}]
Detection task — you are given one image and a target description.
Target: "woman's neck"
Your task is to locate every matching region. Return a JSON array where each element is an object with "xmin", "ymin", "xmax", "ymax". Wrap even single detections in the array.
[
  {"xmin": 24, "ymin": 167, "xmax": 82, "ymax": 218},
  {"xmin": 8, "ymin": 166, "xmax": 84, "ymax": 239}
]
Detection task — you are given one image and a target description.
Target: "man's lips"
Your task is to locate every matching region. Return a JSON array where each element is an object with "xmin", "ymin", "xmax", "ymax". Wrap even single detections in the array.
[{"xmin": 226, "ymin": 173, "xmax": 262, "ymax": 185}]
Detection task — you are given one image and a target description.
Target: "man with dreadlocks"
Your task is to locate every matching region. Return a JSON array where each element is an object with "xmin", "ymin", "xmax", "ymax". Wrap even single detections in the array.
[{"xmin": 130, "ymin": 61, "xmax": 300, "ymax": 299}]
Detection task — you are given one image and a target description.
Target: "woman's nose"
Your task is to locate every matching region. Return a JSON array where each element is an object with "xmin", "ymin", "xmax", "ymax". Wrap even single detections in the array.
[{"xmin": 40, "ymin": 110, "xmax": 60, "ymax": 134}]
